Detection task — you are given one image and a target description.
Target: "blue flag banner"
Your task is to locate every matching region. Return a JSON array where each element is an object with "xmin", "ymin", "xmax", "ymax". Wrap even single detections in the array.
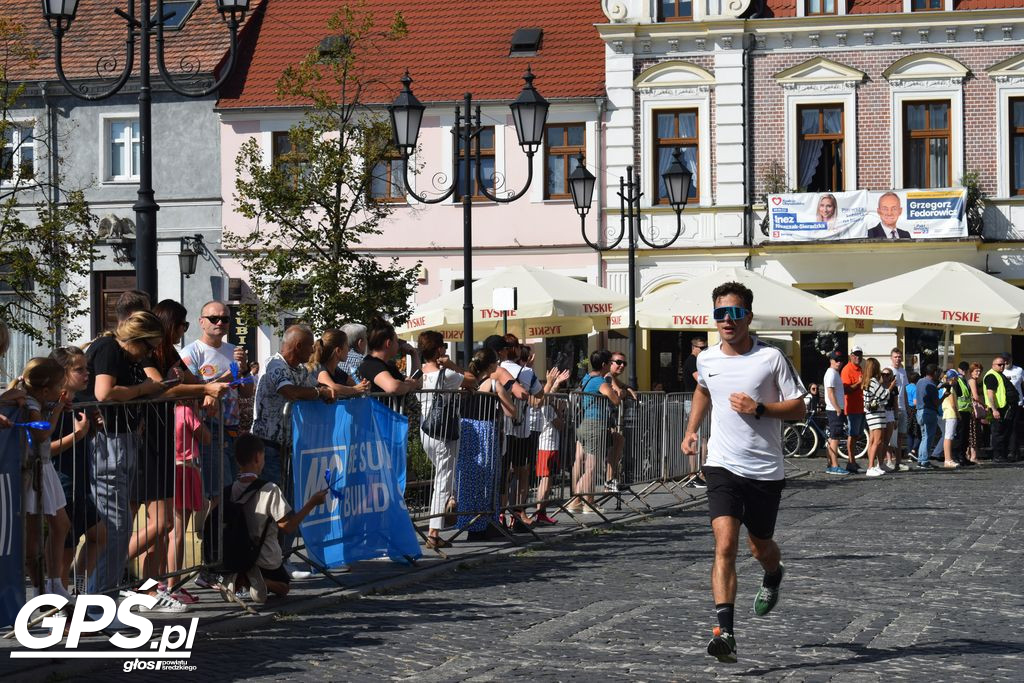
[
  {"xmin": 291, "ymin": 398, "xmax": 422, "ymax": 567},
  {"xmin": 1, "ymin": 408, "xmax": 24, "ymax": 627}
]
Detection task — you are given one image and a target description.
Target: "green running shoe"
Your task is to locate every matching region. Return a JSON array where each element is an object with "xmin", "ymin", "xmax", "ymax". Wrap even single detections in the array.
[
  {"xmin": 753, "ymin": 562, "xmax": 785, "ymax": 617},
  {"xmin": 707, "ymin": 627, "xmax": 737, "ymax": 663}
]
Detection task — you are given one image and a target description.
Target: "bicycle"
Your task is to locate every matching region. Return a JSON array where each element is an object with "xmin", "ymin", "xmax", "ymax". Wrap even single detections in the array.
[
  {"xmin": 783, "ymin": 414, "xmax": 869, "ymax": 459},
  {"xmin": 782, "ymin": 414, "xmax": 827, "ymax": 457}
]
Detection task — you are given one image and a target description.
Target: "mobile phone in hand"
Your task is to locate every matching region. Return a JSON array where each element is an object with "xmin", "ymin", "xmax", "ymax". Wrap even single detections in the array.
[{"xmin": 161, "ymin": 376, "xmax": 182, "ymax": 387}]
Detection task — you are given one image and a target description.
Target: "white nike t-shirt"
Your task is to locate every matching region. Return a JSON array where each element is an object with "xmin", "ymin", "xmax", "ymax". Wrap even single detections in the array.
[{"xmin": 697, "ymin": 337, "xmax": 806, "ymax": 481}]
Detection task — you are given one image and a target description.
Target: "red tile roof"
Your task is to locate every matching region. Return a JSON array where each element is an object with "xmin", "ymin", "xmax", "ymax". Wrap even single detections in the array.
[
  {"xmin": 217, "ymin": 0, "xmax": 607, "ymax": 109},
  {"xmin": 0, "ymin": 0, "xmax": 259, "ymax": 83},
  {"xmin": 763, "ymin": 0, "xmax": 1023, "ymax": 17}
]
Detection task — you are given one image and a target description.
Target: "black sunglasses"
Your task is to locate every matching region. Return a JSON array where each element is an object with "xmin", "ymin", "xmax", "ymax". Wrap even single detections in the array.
[
  {"xmin": 203, "ymin": 315, "xmax": 231, "ymax": 325},
  {"xmin": 611, "ymin": 359, "xmax": 627, "ymax": 366}
]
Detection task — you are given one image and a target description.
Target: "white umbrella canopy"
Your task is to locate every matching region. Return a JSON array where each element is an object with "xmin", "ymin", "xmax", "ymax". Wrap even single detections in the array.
[
  {"xmin": 610, "ymin": 267, "xmax": 842, "ymax": 332},
  {"xmin": 397, "ymin": 265, "xmax": 628, "ymax": 340},
  {"xmin": 821, "ymin": 261, "xmax": 1024, "ymax": 332}
]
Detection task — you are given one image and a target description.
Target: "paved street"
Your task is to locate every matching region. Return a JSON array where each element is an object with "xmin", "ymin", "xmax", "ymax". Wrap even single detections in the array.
[{"xmin": 60, "ymin": 462, "xmax": 1024, "ymax": 681}]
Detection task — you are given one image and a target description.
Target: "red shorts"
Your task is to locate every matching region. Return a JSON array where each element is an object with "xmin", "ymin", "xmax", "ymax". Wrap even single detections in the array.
[
  {"xmin": 536, "ymin": 450, "xmax": 559, "ymax": 478},
  {"xmin": 175, "ymin": 463, "xmax": 203, "ymax": 511}
]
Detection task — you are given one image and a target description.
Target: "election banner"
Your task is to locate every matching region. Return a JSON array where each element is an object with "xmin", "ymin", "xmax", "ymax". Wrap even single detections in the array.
[
  {"xmin": 1, "ymin": 408, "xmax": 25, "ymax": 628},
  {"xmin": 291, "ymin": 398, "xmax": 422, "ymax": 568},
  {"xmin": 768, "ymin": 188, "xmax": 967, "ymax": 242}
]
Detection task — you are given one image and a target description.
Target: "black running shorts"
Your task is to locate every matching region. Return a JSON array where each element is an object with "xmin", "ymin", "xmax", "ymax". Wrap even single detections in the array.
[{"xmin": 704, "ymin": 465, "xmax": 786, "ymax": 540}]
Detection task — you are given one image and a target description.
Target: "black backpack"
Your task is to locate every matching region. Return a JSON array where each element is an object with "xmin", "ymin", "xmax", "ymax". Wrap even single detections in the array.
[
  {"xmin": 421, "ymin": 368, "xmax": 461, "ymax": 441},
  {"xmin": 218, "ymin": 479, "xmax": 273, "ymax": 574}
]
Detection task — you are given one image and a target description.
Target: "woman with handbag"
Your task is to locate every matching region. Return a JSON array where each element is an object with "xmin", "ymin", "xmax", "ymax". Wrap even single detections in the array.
[
  {"xmin": 417, "ymin": 331, "xmax": 474, "ymax": 549},
  {"xmin": 861, "ymin": 358, "xmax": 893, "ymax": 477}
]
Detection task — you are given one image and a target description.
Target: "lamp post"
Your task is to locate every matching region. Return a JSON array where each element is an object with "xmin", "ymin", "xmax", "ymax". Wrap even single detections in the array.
[
  {"xmin": 41, "ymin": 0, "xmax": 252, "ymax": 302},
  {"xmin": 388, "ymin": 69, "xmax": 548, "ymax": 365},
  {"xmin": 570, "ymin": 151, "xmax": 691, "ymax": 389}
]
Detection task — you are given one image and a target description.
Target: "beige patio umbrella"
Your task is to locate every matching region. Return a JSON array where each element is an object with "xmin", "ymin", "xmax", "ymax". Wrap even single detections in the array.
[
  {"xmin": 821, "ymin": 261, "xmax": 1024, "ymax": 365},
  {"xmin": 609, "ymin": 266, "xmax": 842, "ymax": 332},
  {"xmin": 821, "ymin": 261, "xmax": 1024, "ymax": 332},
  {"xmin": 397, "ymin": 265, "xmax": 627, "ymax": 340}
]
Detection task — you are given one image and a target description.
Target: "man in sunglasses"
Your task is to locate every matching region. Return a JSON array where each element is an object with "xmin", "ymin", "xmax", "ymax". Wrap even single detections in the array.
[
  {"xmin": 681, "ymin": 281, "xmax": 806, "ymax": 664},
  {"xmin": 182, "ymin": 301, "xmax": 253, "ymax": 500}
]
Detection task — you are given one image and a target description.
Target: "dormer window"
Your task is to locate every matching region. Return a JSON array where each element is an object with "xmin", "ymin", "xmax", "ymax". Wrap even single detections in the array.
[
  {"xmin": 659, "ymin": 0, "xmax": 693, "ymax": 22},
  {"xmin": 806, "ymin": 0, "xmax": 837, "ymax": 16},
  {"xmin": 152, "ymin": 0, "xmax": 200, "ymax": 30}
]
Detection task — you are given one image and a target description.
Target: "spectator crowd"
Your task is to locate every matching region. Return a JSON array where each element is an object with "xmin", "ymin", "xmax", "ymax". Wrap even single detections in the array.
[
  {"xmin": 2, "ymin": 291, "xmax": 645, "ymax": 615},
  {"xmin": 808, "ymin": 346, "xmax": 1019, "ymax": 476}
]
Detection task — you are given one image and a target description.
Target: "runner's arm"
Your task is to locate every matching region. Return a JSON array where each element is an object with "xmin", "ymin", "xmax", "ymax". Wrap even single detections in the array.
[
  {"xmin": 684, "ymin": 385, "xmax": 710, "ymax": 436},
  {"xmin": 680, "ymin": 385, "xmax": 710, "ymax": 455}
]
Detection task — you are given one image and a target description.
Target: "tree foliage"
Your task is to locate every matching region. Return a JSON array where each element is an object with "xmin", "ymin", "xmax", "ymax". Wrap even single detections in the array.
[
  {"xmin": 0, "ymin": 17, "xmax": 96, "ymax": 344},
  {"xmin": 226, "ymin": 6, "xmax": 420, "ymax": 332}
]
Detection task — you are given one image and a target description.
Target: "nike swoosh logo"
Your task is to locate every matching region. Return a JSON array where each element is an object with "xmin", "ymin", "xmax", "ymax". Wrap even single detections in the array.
[{"xmin": 707, "ymin": 373, "xmax": 719, "ymax": 377}]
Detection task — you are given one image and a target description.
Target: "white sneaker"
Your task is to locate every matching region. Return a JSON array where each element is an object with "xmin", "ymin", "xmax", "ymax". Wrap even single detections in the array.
[
  {"xmin": 46, "ymin": 579, "xmax": 72, "ymax": 601},
  {"xmin": 142, "ymin": 589, "xmax": 188, "ymax": 613},
  {"xmin": 285, "ymin": 562, "xmax": 312, "ymax": 580},
  {"xmin": 865, "ymin": 466, "xmax": 885, "ymax": 477},
  {"xmin": 246, "ymin": 567, "xmax": 267, "ymax": 604}
]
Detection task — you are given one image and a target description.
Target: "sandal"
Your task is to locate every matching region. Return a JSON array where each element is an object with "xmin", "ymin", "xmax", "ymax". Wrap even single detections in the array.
[{"xmin": 425, "ymin": 536, "xmax": 452, "ymax": 549}]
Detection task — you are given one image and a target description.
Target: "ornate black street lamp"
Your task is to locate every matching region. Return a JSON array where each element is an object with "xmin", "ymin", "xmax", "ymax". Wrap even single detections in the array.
[
  {"xmin": 178, "ymin": 233, "xmax": 203, "ymax": 277},
  {"xmin": 570, "ymin": 151, "xmax": 691, "ymax": 388},
  {"xmin": 389, "ymin": 69, "xmax": 549, "ymax": 363},
  {"xmin": 41, "ymin": 0, "xmax": 252, "ymax": 301}
]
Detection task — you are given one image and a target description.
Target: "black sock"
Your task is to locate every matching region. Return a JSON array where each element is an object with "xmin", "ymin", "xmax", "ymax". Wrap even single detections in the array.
[
  {"xmin": 763, "ymin": 566, "xmax": 783, "ymax": 589},
  {"xmin": 715, "ymin": 603, "xmax": 734, "ymax": 634}
]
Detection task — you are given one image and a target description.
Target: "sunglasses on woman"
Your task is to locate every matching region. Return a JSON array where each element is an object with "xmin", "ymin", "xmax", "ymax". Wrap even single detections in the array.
[{"xmin": 712, "ymin": 306, "xmax": 750, "ymax": 322}]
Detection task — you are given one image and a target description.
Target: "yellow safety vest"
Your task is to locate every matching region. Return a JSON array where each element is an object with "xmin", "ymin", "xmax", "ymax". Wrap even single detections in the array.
[
  {"xmin": 955, "ymin": 377, "xmax": 971, "ymax": 413},
  {"xmin": 984, "ymin": 369, "xmax": 1007, "ymax": 409}
]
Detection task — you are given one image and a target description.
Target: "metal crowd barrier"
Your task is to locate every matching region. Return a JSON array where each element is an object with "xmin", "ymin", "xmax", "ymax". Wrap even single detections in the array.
[
  {"xmin": 5, "ymin": 396, "xmax": 228, "ymax": 617},
  {"xmin": 272, "ymin": 386, "xmax": 717, "ymax": 557},
  {"xmin": 403, "ymin": 390, "xmax": 508, "ymax": 543}
]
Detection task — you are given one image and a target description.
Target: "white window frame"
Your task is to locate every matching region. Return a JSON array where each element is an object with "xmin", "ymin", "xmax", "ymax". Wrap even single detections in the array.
[
  {"xmin": 773, "ymin": 58, "xmax": 864, "ymax": 192},
  {"xmin": 636, "ymin": 61, "xmax": 715, "ymax": 209},
  {"xmin": 531, "ymin": 110, "xmax": 597, "ymax": 203},
  {"xmin": 889, "ymin": 92, "xmax": 962, "ymax": 190},
  {"xmin": 989, "ymin": 55, "xmax": 1024, "ymax": 199},
  {"xmin": 100, "ymin": 114, "xmax": 141, "ymax": 183},
  {"xmin": 1, "ymin": 120, "xmax": 36, "ymax": 186},
  {"xmin": 997, "ymin": 89, "xmax": 1024, "ymax": 198},
  {"xmin": 440, "ymin": 110, "xmax": 504, "ymax": 205},
  {"xmin": 796, "ymin": 0, "xmax": 846, "ymax": 18},
  {"xmin": 785, "ymin": 92, "xmax": 857, "ymax": 193},
  {"xmin": 902, "ymin": 0, "xmax": 953, "ymax": 12}
]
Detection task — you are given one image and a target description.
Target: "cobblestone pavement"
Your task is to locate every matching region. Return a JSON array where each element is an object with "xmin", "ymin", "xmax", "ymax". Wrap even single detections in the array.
[{"xmin": 59, "ymin": 462, "xmax": 1024, "ymax": 681}]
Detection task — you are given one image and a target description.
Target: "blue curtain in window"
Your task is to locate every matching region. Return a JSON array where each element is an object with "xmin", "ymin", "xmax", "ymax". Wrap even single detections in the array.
[
  {"xmin": 822, "ymin": 109, "xmax": 842, "ymax": 135},
  {"xmin": 798, "ymin": 140, "xmax": 823, "ymax": 191}
]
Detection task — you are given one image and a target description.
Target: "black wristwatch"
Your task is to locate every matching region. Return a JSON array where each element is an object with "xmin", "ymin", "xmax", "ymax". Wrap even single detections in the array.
[{"xmin": 754, "ymin": 402, "xmax": 766, "ymax": 419}]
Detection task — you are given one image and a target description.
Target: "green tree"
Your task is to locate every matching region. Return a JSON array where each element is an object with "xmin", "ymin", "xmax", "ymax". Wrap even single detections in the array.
[
  {"xmin": 0, "ymin": 17, "xmax": 96, "ymax": 344},
  {"xmin": 226, "ymin": 6, "xmax": 420, "ymax": 332}
]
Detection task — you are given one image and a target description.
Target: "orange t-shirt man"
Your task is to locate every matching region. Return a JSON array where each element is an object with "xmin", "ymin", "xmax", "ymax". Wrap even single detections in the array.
[{"xmin": 840, "ymin": 353, "xmax": 864, "ymax": 414}]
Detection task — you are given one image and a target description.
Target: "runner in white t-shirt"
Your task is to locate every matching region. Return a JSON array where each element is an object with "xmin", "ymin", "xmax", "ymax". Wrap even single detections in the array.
[{"xmin": 680, "ymin": 281, "xmax": 806, "ymax": 665}]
